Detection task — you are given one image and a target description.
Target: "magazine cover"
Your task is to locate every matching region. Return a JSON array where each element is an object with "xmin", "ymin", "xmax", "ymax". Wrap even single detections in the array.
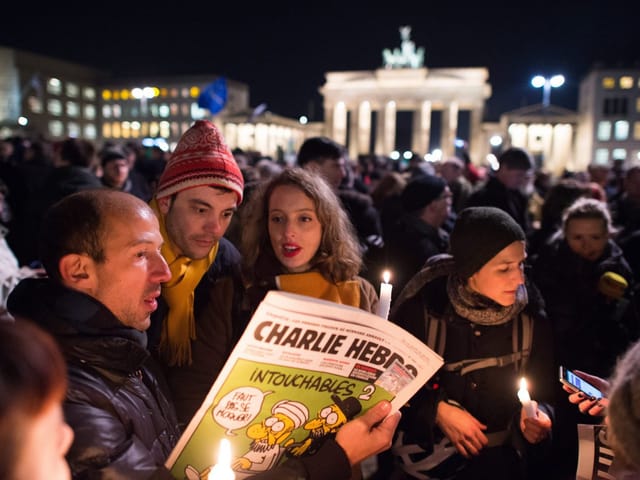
[{"xmin": 165, "ymin": 290, "xmax": 443, "ymax": 479}]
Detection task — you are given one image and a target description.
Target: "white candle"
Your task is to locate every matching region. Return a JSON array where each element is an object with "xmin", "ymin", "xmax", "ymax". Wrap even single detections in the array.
[
  {"xmin": 208, "ymin": 438, "xmax": 235, "ymax": 480},
  {"xmin": 377, "ymin": 270, "xmax": 393, "ymax": 320},
  {"xmin": 517, "ymin": 377, "xmax": 536, "ymax": 418}
]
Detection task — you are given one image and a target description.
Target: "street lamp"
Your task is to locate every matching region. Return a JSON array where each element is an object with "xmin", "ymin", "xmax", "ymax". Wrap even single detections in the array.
[
  {"xmin": 531, "ymin": 74, "xmax": 565, "ymax": 107},
  {"xmin": 131, "ymin": 86, "xmax": 157, "ymax": 115}
]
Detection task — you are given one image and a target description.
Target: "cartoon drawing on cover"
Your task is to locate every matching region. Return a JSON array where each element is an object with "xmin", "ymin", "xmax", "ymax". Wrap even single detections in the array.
[
  {"xmin": 289, "ymin": 394, "xmax": 362, "ymax": 457},
  {"xmin": 184, "ymin": 398, "xmax": 309, "ymax": 479}
]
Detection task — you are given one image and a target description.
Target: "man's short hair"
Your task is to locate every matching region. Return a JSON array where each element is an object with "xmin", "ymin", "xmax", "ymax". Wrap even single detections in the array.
[
  {"xmin": 99, "ymin": 147, "xmax": 127, "ymax": 167},
  {"xmin": 498, "ymin": 147, "xmax": 533, "ymax": 171},
  {"xmin": 38, "ymin": 189, "xmax": 131, "ymax": 283},
  {"xmin": 297, "ymin": 136, "xmax": 344, "ymax": 167}
]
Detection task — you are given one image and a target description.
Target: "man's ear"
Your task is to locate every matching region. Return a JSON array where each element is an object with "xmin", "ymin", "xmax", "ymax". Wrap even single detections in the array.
[
  {"xmin": 58, "ymin": 253, "xmax": 94, "ymax": 290},
  {"xmin": 157, "ymin": 196, "xmax": 172, "ymax": 215}
]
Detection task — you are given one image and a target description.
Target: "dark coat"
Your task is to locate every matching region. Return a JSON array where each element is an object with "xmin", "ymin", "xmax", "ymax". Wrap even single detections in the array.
[
  {"xmin": 14, "ymin": 166, "xmax": 103, "ymax": 266},
  {"xmin": 7, "ymin": 278, "xmax": 180, "ymax": 480},
  {"xmin": 389, "ymin": 263, "xmax": 554, "ymax": 479},
  {"xmin": 383, "ymin": 214, "xmax": 449, "ymax": 299},
  {"xmin": 530, "ymin": 237, "xmax": 636, "ymax": 378},
  {"xmin": 148, "ymin": 237, "xmax": 248, "ymax": 428},
  {"xmin": 338, "ymin": 187, "xmax": 384, "ymax": 273},
  {"xmin": 38, "ymin": 165, "xmax": 103, "ymax": 210},
  {"xmin": 529, "ymin": 235, "xmax": 638, "ymax": 478},
  {"xmin": 464, "ymin": 175, "xmax": 533, "ymax": 235},
  {"xmin": 101, "ymin": 171, "xmax": 152, "ymax": 202}
]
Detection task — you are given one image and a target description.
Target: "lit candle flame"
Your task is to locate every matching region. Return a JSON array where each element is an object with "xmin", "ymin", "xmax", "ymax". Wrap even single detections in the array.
[
  {"xmin": 218, "ymin": 438, "xmax": 231, "ymax": 467},
  {"xmin": 208, "ymin": 438, "xmax": 235, "ymax": 480},
  {"xmin": 383, "ymin": 270, "xmax": 390, "ymax": 283},
  {"xmin": 519, "ymin": 377, "xmax": 527, "ymax": 391},
  {"xmin": 517, "ymin": 377, "xmax": 535, "ymax": 418}
]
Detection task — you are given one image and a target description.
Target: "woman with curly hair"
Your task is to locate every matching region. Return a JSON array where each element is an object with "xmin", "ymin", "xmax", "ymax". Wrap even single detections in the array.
[
  {"xmin": 240, "ymin": 167, "xmax": 379, "ymax": 316},
  {"xmin": 239, "ymin": 166, "xmax": 380, "ymax": 480}
]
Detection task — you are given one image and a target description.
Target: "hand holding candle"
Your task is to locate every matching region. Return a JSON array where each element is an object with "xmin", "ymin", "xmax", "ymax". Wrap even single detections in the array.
[
  {"xmin": 517, "ymin": 377, "xmax": 536, "ymax": 418},
  {"xmin": 208, "ymin": 438, "xmax": 235, "ymax": 480},
  {"xmin": 376, "ymin": 270, "xmax": 393, "ymax": 320}
]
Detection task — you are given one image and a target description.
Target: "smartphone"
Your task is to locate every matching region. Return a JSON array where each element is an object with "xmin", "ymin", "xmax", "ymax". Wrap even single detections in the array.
[{"xmin": 559, "ymin": 366, "xmax": 603, "ymax": 400}]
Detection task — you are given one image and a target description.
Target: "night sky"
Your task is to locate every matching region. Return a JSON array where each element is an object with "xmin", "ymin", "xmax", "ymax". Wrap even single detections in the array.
[{"xmin": 1, "ymin": 5, "xmax": 637, "ymax": 124}]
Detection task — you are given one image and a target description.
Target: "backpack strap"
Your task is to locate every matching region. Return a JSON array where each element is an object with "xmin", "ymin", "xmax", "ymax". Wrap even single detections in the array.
[
  {"xmin": 424, "ymin": 304, "xmax": 446, "ymax": 357},
  {"xmin": 428, "ymin": 311, "xmax": 534, "ymax": 376},
  {"xmin": 517, "ymin": 312, "xmax": 533, "ymax": 372},
  {"xmin": 396, "ymin": 307, "xmax": 534, "ymax": 479},
  {"xmin": 443, "ymin": 351, "xmax": 530, "ymax": 376}
]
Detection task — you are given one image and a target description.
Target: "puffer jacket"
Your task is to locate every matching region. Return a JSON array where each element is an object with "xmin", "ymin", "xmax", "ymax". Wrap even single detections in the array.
[{"xmin": 7, "ymin": 278, "xmax": 180, "ymax": 480}]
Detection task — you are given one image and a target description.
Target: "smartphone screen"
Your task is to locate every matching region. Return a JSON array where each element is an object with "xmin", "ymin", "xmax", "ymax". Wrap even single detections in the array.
[{"xmin": 561, "ymin": 367, "xmax": 603, "ymax": 399}]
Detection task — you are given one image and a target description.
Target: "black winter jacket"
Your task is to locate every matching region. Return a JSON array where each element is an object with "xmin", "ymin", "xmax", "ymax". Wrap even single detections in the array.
[
  {"xmin": 389, "ymin": 258, "xmax": 555, "ymax": 479},
  {"xmin": 7, "ymin": 278, "xmax": 180, "ymax": 480},
  {"xmin": 7, "ymin": 278, "xmax": 356, "ymax": 480},
  {"xmin": 464, "ymin": 175, "xmax": 533, "ymax": 235},
  {"xmin": 530, "ymin": 237, "xmax": 636, "ymax": 378}
]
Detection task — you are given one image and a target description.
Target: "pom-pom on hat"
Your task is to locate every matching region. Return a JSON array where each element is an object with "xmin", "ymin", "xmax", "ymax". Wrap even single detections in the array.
[
  {"xmin": 155, "ymin": 120, "xmax": 244, "ymax": 204},
  {"xmin": 449, "ymin": 206, "xmax": 525, "ymax": 278},
  {"xmin": 401, "ymin": 174, "xmax": 447, "ymax": 212}
]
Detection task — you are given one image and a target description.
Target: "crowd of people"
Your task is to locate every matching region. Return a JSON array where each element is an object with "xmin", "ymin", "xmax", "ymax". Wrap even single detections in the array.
[{"xmin": 1, "ymin": 122, "xmax": 639, "ymax": 480}]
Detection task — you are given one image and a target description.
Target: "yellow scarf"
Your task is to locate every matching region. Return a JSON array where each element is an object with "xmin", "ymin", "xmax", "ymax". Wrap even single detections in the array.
[
  {"xmin": 276, "ymin": 271, "xmax": 361, "ymax": 307},
  {"xmin": 149, "ymin": 198, "xmax": 218, "ymax": 366}
]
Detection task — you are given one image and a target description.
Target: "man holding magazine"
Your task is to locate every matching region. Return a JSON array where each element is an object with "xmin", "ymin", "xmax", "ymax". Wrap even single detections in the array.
[{"xmin": 6, "ymin": 188, "xmax": 401, "ymax": 480}]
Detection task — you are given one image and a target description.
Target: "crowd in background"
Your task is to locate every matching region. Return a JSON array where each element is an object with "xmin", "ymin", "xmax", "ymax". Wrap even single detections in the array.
[{"xmin": 1, "ymin": 126, "xmax": 640, "ymax": 479}]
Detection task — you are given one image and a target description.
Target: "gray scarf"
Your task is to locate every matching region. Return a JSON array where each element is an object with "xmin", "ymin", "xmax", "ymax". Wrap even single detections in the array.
[
  {"xmin": 447, "ymin": 273, "xmax": 527, "ymax": 326},
  {"xmin": 391, "ymin": 254, "xmax": 527, "ymax": 326}
]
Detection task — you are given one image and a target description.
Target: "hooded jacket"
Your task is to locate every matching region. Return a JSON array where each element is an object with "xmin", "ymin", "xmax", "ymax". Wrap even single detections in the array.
[{"xmin": 7, "ymin": 277, "xmax": 180, "ymax": 480}]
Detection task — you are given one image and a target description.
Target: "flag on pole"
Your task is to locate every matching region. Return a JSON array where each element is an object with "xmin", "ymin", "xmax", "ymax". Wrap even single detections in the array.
[
  {"xmin": 248, "ymin": 102, "xmax": 268, "ymax": 122},
  {"xmin": 198, "ymin": 77, "xmax": 227, "ymax": 114}
]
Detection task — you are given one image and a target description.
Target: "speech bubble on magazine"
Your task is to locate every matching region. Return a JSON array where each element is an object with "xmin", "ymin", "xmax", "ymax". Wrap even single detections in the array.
[{"xmin": 212, "ymin": 387, "xmax": 273, "ymax": 435}]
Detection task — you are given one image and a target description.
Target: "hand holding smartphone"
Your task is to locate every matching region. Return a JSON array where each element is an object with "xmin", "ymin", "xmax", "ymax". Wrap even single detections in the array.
[{"xmin": 559, "ymin": 366, "xmax": 603, "ymax": 400}]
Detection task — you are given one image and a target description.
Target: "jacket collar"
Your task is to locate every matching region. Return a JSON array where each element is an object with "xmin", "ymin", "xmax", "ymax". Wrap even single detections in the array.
[{"xmin": 8, "ymin": 277, "xmax": 149, "ymax": 373}]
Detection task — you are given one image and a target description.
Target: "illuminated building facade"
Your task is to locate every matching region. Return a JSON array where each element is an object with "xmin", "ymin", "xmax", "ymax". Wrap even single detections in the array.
[
  {"xmin": 499, "ymin": 104, "xmax": 579, "ymax": 177},
  {"xmin": 0, "ymin": 45, "xmax": 310, "ymax": 157},
  {"xmin": 2, "ymin": 44, "xmax": 639, "ymax": 171},
  {"xmin": 575, "ymin": 68, "xmax": 640, "ymax": 167},
  {"xmin": 0, "ymin": 46, "xmax": 104, "ymax": 140}
]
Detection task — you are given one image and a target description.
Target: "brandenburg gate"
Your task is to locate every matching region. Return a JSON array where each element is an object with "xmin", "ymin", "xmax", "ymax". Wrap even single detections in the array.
[{"xmin": 319, "ymin": 27, "xmax": 492, "ymax": 162}]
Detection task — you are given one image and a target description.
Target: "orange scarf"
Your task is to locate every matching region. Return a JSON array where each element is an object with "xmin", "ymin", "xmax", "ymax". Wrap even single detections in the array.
[{"xmin": 276, "ymin": 271, "xmax": 360, "ymax": 307}]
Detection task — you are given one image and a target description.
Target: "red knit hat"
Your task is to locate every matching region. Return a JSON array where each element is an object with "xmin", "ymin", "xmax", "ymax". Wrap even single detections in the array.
[{"xmin": 155, "ymin": 120, "xmax": 244, "ymax": 204}]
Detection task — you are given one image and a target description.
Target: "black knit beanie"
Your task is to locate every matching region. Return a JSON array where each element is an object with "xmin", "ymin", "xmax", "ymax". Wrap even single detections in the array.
[
  {"xmin": 449, "ymin": 206, "xmax": 525, "ymax": 278},
  {"xmin": 401, "ymin": 174, "xmax": 447, "ymax": 212}
]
